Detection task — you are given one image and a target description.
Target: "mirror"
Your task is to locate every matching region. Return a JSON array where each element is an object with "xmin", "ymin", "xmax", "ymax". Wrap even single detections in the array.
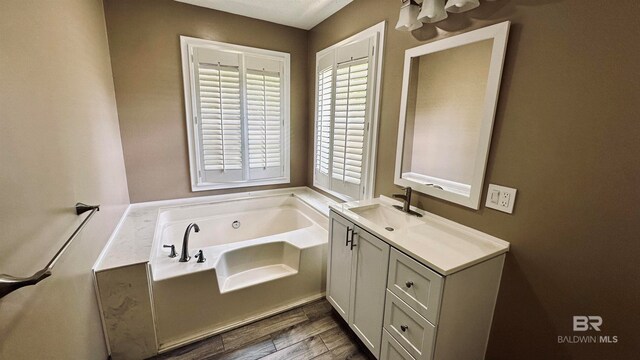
[{"xmin": 395, "ymin": 22, "xmax": 510, "ymax": 209}]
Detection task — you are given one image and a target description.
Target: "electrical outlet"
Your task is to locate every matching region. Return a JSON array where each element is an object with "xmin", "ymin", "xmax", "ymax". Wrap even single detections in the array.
[
  {"xmin": 499, "ymin": 192, "xmax": 510, "ymax": 207},
  {"xmin": 486, "ymin": 184, "xmax": 517, "ymax": 214}
]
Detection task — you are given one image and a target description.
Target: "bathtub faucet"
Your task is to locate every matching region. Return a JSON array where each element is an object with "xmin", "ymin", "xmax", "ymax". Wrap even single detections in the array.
[{"xmin": 179, "ymin": 223, "xmax": 200, "ymax": 262}]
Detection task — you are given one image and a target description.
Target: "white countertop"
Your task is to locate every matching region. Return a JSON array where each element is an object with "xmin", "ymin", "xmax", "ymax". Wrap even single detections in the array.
[
  {"xmin": 94, "ymin": 189, "xmax": 508, "ymax": 275},
  {"xmin": 329, "ymin": 196, "xmax": 509, "ymax": 275},
  {"xmin": 93, "ymin": 187, "xmax": 336, "ymax": 272}
]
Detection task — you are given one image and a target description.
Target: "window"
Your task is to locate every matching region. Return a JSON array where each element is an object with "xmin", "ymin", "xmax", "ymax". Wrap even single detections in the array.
[
  {"xmin": 181, "ymin": 37, "xmax": 290, "ymax": 191},
  {"xmin": 313, "ymin": 22, "xmax": 386, "ymax": 200}
]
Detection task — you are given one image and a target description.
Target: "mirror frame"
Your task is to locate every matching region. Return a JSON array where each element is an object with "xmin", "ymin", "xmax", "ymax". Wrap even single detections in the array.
[{"xmin": 394, "ymin": 21, "xmax": 510, "ymax": 209}]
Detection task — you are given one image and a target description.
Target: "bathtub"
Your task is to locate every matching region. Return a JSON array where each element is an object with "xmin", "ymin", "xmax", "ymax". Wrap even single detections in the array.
[{"xmin": 149, "ymin": 194, "xmax": 328, "ymax": 351}]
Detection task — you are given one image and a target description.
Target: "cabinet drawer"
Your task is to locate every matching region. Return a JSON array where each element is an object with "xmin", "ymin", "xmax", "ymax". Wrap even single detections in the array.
[
  {"xmin": 384, "ymin": 290, "xmax": 435, "ymax": 360},
  {"xmin": 381, "ymin": 329, "xmax": 416, "ymax": 360},
  {"xmin": 387, "ymin": 248, "xmax": 443, "ymax": 324}
]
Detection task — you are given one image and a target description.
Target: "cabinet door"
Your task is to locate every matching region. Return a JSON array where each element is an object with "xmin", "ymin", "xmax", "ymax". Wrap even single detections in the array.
[
  {"xmin": 349, "ymin": 226, "xmax": 390, "ymax": 358},
  {"xmin": 327, "ymin": 212, "xmax": 355, "ymax": 321}
]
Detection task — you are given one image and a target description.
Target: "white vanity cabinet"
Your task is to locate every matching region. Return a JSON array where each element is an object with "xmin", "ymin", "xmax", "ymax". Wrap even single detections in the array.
[
  {"xmin": 327, "ymin": 202, "xmax": 509, "ymax": 360},
  {"xmin": 327, "ymin": 212, "xmax": 390, "ymax": 357}
]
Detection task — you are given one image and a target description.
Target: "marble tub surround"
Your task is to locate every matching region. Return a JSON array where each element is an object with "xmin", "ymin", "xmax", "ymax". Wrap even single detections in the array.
[
  {"xmin": 94, "ymin": 264, "xmax": 156, "ymax": 359},
  {"xmin": 94, "ymin": 206, "xmax": 158, "ymax": 271},
  {"xmin": 330, "ymin": 196, "xmax": 509, "ymax": 275},
  {"xmin": 92, "ymin": 187, "xmax": 337, "ymax": 359}
]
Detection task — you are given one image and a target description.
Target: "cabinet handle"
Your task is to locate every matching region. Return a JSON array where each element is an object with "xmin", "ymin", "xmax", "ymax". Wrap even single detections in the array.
[
  {"xmin": 405, "ymin": 281, "xmax": 414, "ymax": 288},
  {"xmin": 400, "ymin": 325, "xmax": 409, "ymax": 332},
  {"xmin": 350, "ymin": 233, "xmax": 357, "ymax": 250},
  {"xmin": 345, "ymin": 227, "xmax": 352, "ymax": 246}
]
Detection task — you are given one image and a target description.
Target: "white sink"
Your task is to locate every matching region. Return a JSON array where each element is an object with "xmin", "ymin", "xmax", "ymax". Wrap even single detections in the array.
[
  {"xmin": 331, "ymin": 197, "xmax": 510, "ymax": 275},
  {"xmin": 348, "ymin": 203, "xmax": 423, "ymax": 231}
]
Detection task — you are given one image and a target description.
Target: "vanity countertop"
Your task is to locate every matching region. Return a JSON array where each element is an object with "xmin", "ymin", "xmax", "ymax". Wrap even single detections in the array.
[{"xmin": 329, "ymin": 197, "xmax": 509, "ymax": 275}]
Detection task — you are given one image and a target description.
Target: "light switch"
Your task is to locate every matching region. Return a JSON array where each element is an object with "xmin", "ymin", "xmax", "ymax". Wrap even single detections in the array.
[
  {"xmin": 486, "ymin": 184, "xmax": 517, "ymax": 214},
  {"xmin": 490, "ymin": 189, "xmax": 500, "ymax": 204}
]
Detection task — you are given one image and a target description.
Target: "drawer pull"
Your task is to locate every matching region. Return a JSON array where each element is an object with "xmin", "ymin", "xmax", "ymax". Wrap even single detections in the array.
[
  {"xmin": 405, "ymin": 281, "xmax": 414, "ymax": 288},
  {"xmin": 400, "ymin": 324, "xmax": 409, "ymax": 332}
]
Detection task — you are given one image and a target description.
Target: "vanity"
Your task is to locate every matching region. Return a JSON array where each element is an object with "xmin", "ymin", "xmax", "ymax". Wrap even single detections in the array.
[
  {"xmin": 324, "ymin": 21, "xmax": 512, "ymax": 360},
  {"xmin": 327, "ymin": 197, "xmax": 509, "ymax": 360}
]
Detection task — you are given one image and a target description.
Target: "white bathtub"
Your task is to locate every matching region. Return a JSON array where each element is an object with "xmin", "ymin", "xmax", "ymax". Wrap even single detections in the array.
[{"xmin": 149, "ymin": 194, "xmax": 328, "ymax": 350}]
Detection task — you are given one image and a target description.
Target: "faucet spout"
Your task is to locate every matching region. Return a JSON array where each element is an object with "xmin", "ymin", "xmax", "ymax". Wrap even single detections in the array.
[
  {"xmin": 179, "ymin": 223, "xmax": 200, "ymax": 262},
  {"xmin": 393, "ymin": 187, "xmax": 412, "ymax": 212},
  {"xmin": 392, "ymin": 187, "xmax": 422, "ymax": 217},
  {"xmin": 402, "ymin": 187, "xmax": 412, "ymax": 212}
]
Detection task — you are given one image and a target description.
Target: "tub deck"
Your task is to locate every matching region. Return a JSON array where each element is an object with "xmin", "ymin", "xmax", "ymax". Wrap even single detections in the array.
[{"xmin": 93, "ymin": 187, "xmax": 334, "ymax": 272}]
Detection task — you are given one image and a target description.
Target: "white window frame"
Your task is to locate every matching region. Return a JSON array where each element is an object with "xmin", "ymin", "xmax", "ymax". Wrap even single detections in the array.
[
  {"xmin": 313, "ymin": 21, "xmax": 386, "ymax": 201},
  {"xmin": 181, "ymin": 36, "xmax": 291, "ymax": 192}
]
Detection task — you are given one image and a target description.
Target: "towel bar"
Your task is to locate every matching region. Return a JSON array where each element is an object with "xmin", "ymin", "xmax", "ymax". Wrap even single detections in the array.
[{"xmin": 0, "ymin": 203, "xmax": 100, "ymax": 299}]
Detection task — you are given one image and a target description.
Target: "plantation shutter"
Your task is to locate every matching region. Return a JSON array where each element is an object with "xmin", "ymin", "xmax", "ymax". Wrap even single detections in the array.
[
  {"xmin": 330, "ymin": 37, "xmax": 373, "ymax": 199},
  {"xmin": 245, "ymin": 56, "xmax": 284, "ymax": 180},
  {"xmin": 193, "ymin": 47, "xmax": 243, "ymax": 183},
  {"xmin": 314, "ymin": 52, "xmax": 334, "ymax": 190}
]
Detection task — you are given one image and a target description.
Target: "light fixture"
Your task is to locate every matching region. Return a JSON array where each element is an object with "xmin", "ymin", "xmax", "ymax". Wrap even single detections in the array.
[
  {"xmin": 444, "ymin": 0, "xmax": 480, "ymax": 13},
  {"xmin": 395, "ymin": 0, "xmax": 423, "ymax": 31},
  {"xmin": 418, "ymin": 0, "xmax": 448, "ymax": 23},
  {"xmin": 396, "ymin": 0, "xmax": 486, "ymax": 31}
]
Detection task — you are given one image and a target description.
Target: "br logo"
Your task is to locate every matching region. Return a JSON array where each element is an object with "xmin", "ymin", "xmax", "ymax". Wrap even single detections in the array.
[{"xmin": 573, "ymin": 316, "xmax": 602, "ymax": 331}]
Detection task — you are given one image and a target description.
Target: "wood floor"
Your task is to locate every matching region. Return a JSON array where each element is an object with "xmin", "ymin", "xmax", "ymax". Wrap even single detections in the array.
[{"xmin": 149, "ymin": 299, "xmax": 375, "ymax": 360}]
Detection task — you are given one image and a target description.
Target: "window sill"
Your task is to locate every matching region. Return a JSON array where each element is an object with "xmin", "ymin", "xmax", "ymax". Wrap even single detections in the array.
[
  {"xmin": 192, "ymin": 177, "xmax": 290, "ymax": 192},
  {"xmin": 312, "ymin": 182, "xmax": 356, "ymax": 203}
]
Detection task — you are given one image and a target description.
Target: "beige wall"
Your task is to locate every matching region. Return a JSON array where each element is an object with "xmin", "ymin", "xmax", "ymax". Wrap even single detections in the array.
[
  {"xmin": 308, "ymin": 0, "xmax": 640, "ymax": 358},
  {"xmin": 103, "ymin": 0, "xmax": 309, "ymax": 203},
  {"xmin": 0, "ymin": 0, "xmax": 130, "ymax": 359}
]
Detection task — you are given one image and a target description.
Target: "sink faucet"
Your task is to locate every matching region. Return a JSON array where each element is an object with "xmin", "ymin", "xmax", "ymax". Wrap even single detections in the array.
[
  {"xmin": 179, "ymin": 223, "xmax": 200, "ymax": 262},
  {"xmin": 392, "ymin": 187, "xmax": 423, "ymax": 217}
]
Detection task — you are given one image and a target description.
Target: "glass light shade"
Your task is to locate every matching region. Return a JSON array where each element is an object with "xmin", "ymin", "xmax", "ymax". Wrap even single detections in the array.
[
  {"xmin": 418, "ymin": 0, "xmax": 448, "ymax": 23},
  {"xmin": 444, "ymin": 0, "xmax": 480, "ymax": 13},
  {"xmin": 396, "ymin": 2, "xmax": 423, "ymax": 31}
]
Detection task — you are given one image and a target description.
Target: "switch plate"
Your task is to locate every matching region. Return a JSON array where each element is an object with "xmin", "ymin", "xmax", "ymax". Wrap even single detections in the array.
[{"xmin": 486, "ymin": 184, "xmax": 517, "ymax": 214}]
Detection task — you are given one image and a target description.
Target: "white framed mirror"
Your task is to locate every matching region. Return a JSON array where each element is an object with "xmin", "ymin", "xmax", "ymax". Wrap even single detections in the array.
[{"xmin": 394, "ymin": 21, "xmax": 510, "ymax": 209}]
